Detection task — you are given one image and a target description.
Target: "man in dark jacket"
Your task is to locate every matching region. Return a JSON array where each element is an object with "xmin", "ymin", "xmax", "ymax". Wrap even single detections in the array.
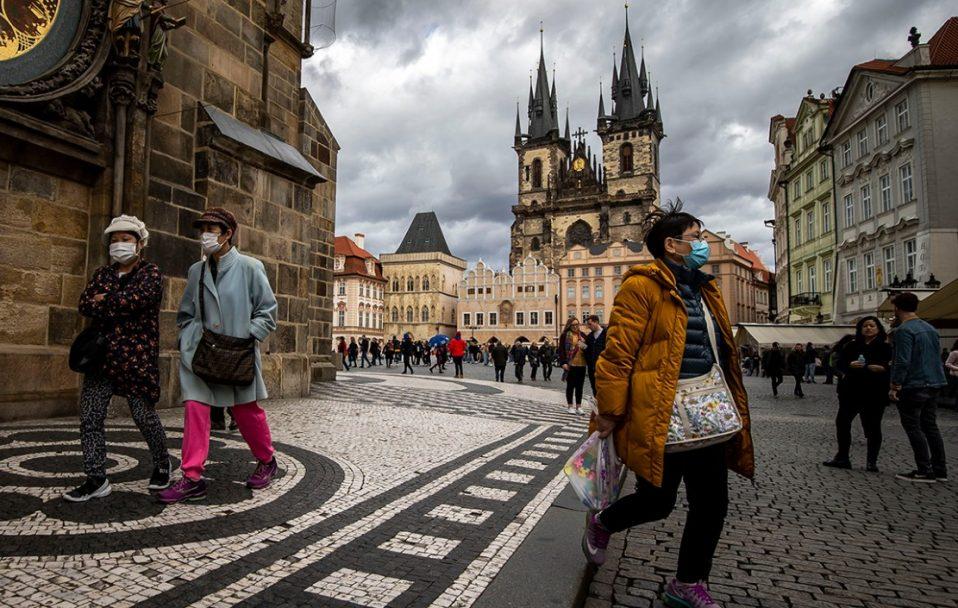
[
  {"xmin": 360, "ymin": 335, "xmax": 370, "ymax": 368},
  {"xmin": 400, "ymin": 334, "xmax": 415, "ymax": 374},
  {"xmin": 539, "ymin": 340, "xmax": 555, "ymax": 380},
  {"xmin": 511, "ymin": 340, "xmax": 529, "ymax": 382},
  {"xmin": 786, "ymin": 343, "xmax": 805, "ymax": 398},
  {"xmin": 763, "ymin": 342, "xmax": 785, "ymax": 397},
  {"xmin": 585, "ymin": 315, "xmax": 607, "ymax": 395},
  {"xmin": 491, "ymin": 340, "xmax": 509, "ymax": 382}
]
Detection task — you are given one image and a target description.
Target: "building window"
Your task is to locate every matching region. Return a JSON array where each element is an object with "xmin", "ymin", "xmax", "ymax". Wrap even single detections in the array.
[
  {"xmin": 904, "ymin": 239, "xmax": 917, "ymax": 275},
  {"xmin": 821, "ymin": 201, "xmax": 831, "ymax": 233},
  {"xmin": 581, "ymin": 284, "xmax": 590, "ymax": 299},
  {"xmin": 530, "ymin": 237, "xmax": 540, "ymax": 251},
  {"xmin": 530, "ymin": 311, "xmax": 539, "ymax": 325},
  {"xmin": 392, "ymin": 278, "xmax": 399, "ymax": 291},
  {"xmin": 806, "ymin": 209, "xmax": 815, "ymax": 240},
  {"xmin": 819, "ymin": 159, "xmax": 829, "ymax": 182},
  {"xmin": 841, "ymin": 141, "xmax": 851, "ymax": 167},
  {"xmin": 613, "ymin": 265, "xmax": 622, "ymax": 276},
  {"xmin": 623, "ymin": 212, "xmax": 631, "ymax": 224},
  {"xmin": 879, "ymin": 174, "xmax": 892, "ymax": 212},
  {"xmin": 406, "ymin": 307, "xmax": 413, "ymax": 323},
  {"xmin": 463, "ymin": 313, "xmax": 471, "ymax": 326},
  {"xmin": 532, "ymin": 158, "xmax": 542, "ymax": 188},
  {"xmin": 861, "ymin": 184, "xmax": 872, "ymax": 219},
  {"xmin": 423, "ymin": 277, "xmax": 430, "ymax": 290},
  {"xmin": 796, "ymin": 268, "xmax": 803, "ymax": 293},
  {"xmin": 567, "ymin": 268, "xmax": 575, "ymax": 277},
  {"xmin": 896, "ymin": 99, "xmax": 909, "ymax": 131},
  {"xmin": 421, "ymin": 306, "xmax": 429, "ymax": 323},
  {"xmin": 594, "ymin": 266, "xmax": 603, "ymax": 276},
  {"xmin": 864, "ymin": 251, "xmax": 876, "ymax": 290},
  {"xmin": 846, "ymin": 258, "xmax": 858, "ymax": 293},
  {"xmin": 489, "ymin": 312, "xmax": 497, "ymax": 325},
  {"xmin": 899, "ymin": 163, "xmax": 913, "ymax": 202},
  {"xmin": 595, "ymin": 283, "xmax": 604, "ymax": 299},
  {"xmin": 406, "ymin": 278, "xmax": 414, "ymax": 291},
  {"xmin": 515, "ymin": 311, "xmax": 524, "ymax": 326},
  {"xmin": 857, "ymin": 128, "xmax": 868, "ymax": 158},
  {"xmin": 337, "ymin": 310, "xmax": 344, "ymax": 326},
  {"xmin": 567, "ymin": 285, "xmax": 575, "ymax": 299},
  {"xmin": 882, "ymin": 245, "xmax": 895, "ymax": 285},
  {"xmin": 620, "ymin": 143, "xmax": 633, "ymax": 173},
  {"xmin": 337, "ymin": 282, "xmax": 345, "ymax": 296},
  {"xmin": 476, "ymin": 312, "xmax": 484, "ymax": 326},
  {"xmin": 711, "ymin": 264, "xmax": 720, "ymax": 275},
  {"xmin": 544, "ymin": 310, "xmax": 553, "ymax": 326},
  {"xmin": 804, "ymin": 171, "xmax": 813, "ymax": 192},
  {"xmin": 809, "ymin": 265, "xmax": 818, "ymax": 293},
  {"xmin": 843, "ymin": 194, "xmax": 854, "ymax": 227},
  {"xmin": 823, "ymin": 258, "xmax": 832, "ymax": 289},
  {"xmin": 582, "ymin": 267, "xmax": 590, "ymax": 277},
  {"xmin": 802, "ymin": 129, "xmax": 814, "ymax": 151},
  {"xmin": 876, "ymin": 114, "xmax": 888, "ymax": 144},
  {"xmin": 794, "ymin": 215, "xmax": 802, "ymax": 244},
  {"xmin": 792, "ymin": 181, "xmax": 801, "ymax": 199}
]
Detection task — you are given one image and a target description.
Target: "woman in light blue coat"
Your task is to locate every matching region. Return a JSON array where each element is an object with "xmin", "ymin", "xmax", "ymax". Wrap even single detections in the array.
[{"xmin": 159, "ymin": 208, "xmax": 280, "ymax": 504}]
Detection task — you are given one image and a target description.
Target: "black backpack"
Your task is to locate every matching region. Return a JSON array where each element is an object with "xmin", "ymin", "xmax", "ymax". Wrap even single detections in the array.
[{"xmin": 69, "ymin": 325, "xmax": 109, "ymax": 374}]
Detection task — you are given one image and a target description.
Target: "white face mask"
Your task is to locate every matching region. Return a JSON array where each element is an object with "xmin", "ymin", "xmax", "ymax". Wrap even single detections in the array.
[
  {"xmin": 200, "ymin": 232, "xmax": 223, "ymax": 255},
  {"xmin": 109, "ymin": 242, "xmax": 138, "ymax": 264}
]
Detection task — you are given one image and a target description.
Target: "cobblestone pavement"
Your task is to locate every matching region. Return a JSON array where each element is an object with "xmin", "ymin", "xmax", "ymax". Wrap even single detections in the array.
[{"xmin": 2, "ymin": 359, "xmax": 956, "ymax": 608}]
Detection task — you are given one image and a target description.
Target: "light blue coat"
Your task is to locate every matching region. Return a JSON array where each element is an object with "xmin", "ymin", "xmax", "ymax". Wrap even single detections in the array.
[{"xmin": 177, "ymin": 247, "xmax": 277, "ymax": 406}]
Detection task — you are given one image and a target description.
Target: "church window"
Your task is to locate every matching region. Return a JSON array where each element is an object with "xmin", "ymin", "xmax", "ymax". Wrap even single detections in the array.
[
  {"xmin": 406, "ymin": 307, "xmax": 414, "ymax": 323},
  {"xmin": 623, "ymin": 212, "xmax": 632, "ymax": 224},
  {"xmin": 392, "ymin": 278, "xmax": 399, "ymax": 291},
  {"xmin": 532, "ymin": 159, "xmax": 543, "ymax": 188},
  {"xmin": 620, "ymin": 143, "xmax": 633, "ymax": 173},
  {"xmin": 391, "ymin": 307, "xmax": 399, "ymax": 322},
  {"xmin": 530, "ymin": 237, "xmax": 540, "ymax": 251},
  {"xmin": 525, "ymin": 166, "xmax": 530, "ymax": 181},
  {"xmin": 422, "ymin": 306, "xmax": 429, "ymax": 322},
  {"xmin": 407, "ymin": 278, "xmax": 414, "ymax": 291},
  {"xmin": 423, "ymin": 276, "xmax": 430, "ymax": 290}
]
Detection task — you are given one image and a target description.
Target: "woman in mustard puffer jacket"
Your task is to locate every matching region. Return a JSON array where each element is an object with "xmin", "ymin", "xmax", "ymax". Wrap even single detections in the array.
[{"xmin": 581, "ymin": 204, "xmax": 753, "ymax": 608}]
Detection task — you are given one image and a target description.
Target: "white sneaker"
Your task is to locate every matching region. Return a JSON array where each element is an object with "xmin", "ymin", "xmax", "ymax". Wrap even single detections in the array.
[
  {"xmin": 575, "ymin": 406, "xmax": 584, "ymax": 416},
  {"xmin": 567, "ymin": 406, "xmax": 576, "ymax": 414}
]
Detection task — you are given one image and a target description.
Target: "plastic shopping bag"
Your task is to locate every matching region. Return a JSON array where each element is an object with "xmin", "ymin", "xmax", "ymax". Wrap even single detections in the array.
[{"xmin": 563, "ymin": 431, "xmax": 627, "ymax": 510}]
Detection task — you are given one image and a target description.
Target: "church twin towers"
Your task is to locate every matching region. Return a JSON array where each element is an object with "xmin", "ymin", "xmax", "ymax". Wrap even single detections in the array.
[{"xmin": 510, "ymin": 11, "xmax": 665, "ymax": 270}]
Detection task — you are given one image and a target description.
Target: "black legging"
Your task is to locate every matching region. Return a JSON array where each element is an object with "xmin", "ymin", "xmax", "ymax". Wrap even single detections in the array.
[
  {"xmin": 599, "ymin": 444, "xmax": 728, "ymax": 583},
  {"xmin": 835, "ymin": 391, "xmax": 886, "ymax": 464},
  {"xmin": 403, "ymin": 354, "xmax": 414, "ymax": 374},
  {"xmin": 565, "ymin": 366, "xmax": 586, "ymax": 405},
  {"xmin": 453, "ymin": 356, "xmax": 464, "ymax": 376}
]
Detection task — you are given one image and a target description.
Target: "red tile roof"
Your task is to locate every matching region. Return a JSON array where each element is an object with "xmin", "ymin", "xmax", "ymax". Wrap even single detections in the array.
[
  {"xmin": 929, "ymin": 17, "xmax": 958, "ymax": 65},
  {"xmin": 735, "ymin": 243, "xmax": 772, "ymax": 283},
  {"xmin": 854, "ymin": 59, "xmax": 908, "ymax": 75},
  {"xmin": 334, "ymin": 235, "xmax": 385, "ymax": 281}
]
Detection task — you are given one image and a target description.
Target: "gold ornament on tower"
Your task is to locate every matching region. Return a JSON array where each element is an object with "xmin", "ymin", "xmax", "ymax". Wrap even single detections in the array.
[{"xmin": 0, "ymin": 0, "xmax": 60, "ymax": 61}]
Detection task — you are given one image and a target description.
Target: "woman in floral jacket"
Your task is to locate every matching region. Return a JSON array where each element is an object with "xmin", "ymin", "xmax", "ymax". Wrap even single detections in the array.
[{"xmin": 64, "ymin": 215, "xmax": 171, "ymax": 503}]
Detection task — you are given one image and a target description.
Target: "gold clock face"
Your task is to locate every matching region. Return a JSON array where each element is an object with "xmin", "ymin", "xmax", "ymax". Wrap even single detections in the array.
[
  {"xmin": 0, "ymin": 0, "xmax": 60, "ymax": 61},
  {"xmin": 572, "ymin": 157, "xmax": 586, "ymax": 171}
]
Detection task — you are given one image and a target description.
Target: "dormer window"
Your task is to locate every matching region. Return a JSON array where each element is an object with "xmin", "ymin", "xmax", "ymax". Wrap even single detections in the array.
[
  {"xmin": 334, "ymin": 256, "xmax": 344, "ymax": 271},
  {"xmin": 365, "ymin": 260, "xmax": 375, "ymax": 275}
]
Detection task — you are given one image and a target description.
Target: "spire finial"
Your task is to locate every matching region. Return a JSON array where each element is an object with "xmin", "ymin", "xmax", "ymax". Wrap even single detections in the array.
[
  {"xmin": 539, "ymin": 20, "xmax": 544, "ymax": 51},
  {"xmin": 625, "ymin": 2, "xmax": 629, "ymax": 24}
]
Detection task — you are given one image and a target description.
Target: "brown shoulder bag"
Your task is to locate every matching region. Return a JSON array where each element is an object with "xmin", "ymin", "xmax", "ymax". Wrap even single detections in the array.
[{"xmin": 191, "ymin": 263, "xmax": 256, "ymax": 386}]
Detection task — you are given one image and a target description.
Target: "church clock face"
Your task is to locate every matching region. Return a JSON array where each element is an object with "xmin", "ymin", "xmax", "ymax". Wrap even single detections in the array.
[
  {"xmin": 572, "ymin": 157, "xmax": 586, "ymax": 172},
  {"xmin": 0, "ymin": 0, "xmax": 60, "ymax": 61}
]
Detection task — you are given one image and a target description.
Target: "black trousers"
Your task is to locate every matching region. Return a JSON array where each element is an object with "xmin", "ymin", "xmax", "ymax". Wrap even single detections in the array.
[
  {"xmin": 897, "ymin": 388, "xmax": 947, "ymax": 475},
  {"xmin": 793, "ymin": 374, "xmax": 804, "ymax": 396},
  {"xmin": 361, "ymin": 351, "xmax": 370, "ymax": 367},
  {"xmin": 542, "ymin": 361, "xmax": 553, "ymax": 380},
  {"xmin": 341, "ymin": 353, "xmax": 350, "ymax": 370},
  {"xmin": 770, "ymin": 373, "xmax": 783, "ymax": 396},
  {"xmin": 530, "ymin": 363, "xmax": 539, "ymax": 380},
  {"xmin": 599, "ymin": 444, "xmax": 728, "ymax": 583},
  {"xmin": 835, "ymin": 392, "xmax": 885, "ymax": 464},
  {"xmin": 453, "ymin": 356, "xmax": 464, "ymax": 376},
  {"xmin": 565, "ymin": 366, "xmax": 586, "ymax": 405},
  {"xmin": 587, "ymin": 364, "xmax": 597, "ymax": 395},
  {"xmin": 514, "ymin": 363, "xmax": 524, "ymax": 381},
  {"xmin": 403, "ymin": 355, "xmax": 414, "ymax": 374},
  {"xmin": 494, "ymin": 364, "xmax": 505, "ymax": 382}
]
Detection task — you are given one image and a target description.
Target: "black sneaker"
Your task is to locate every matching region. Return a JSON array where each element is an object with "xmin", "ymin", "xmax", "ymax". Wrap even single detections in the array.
[
  {"xmin": 823, "ymin": 459, "xmax": 852, "ymax": 469},
  {"xmin": 63, "ymin": 477, "xmax": 111, "ymax": 502},
  {"xmin": 228, "ymin": 420, "xmax": 238, "ymax": 432},
  {"xmin": 148, "ymin": 462, "xmax": 172, "ymax": 491},
  {"xmin": 865, "ymin": 463, "xmax": 879, "ymax": 473},
  {"xmin": 934, "ymin": 472, "xmax": 949, "ymax": 482},
  {"xmin": 895, "ymin": 470, "xmax": 936, "ymax": 483}
]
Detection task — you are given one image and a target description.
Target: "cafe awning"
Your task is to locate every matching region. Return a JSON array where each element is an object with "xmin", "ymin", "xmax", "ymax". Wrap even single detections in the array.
[{"xmin": 734, "ymin": 324, "xmax": 857, "ymax": 349}]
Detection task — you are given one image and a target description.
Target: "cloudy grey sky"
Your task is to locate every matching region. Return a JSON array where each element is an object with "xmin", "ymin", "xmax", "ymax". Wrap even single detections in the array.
[{"xmin": 303, "ymin": 0, "xmax": 954, "ymax": 270}]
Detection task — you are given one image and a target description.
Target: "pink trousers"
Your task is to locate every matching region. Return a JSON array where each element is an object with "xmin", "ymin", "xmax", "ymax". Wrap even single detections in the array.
[{"xmin": 181, "ymin": 400, "xmax": 275, "ymax": 481}]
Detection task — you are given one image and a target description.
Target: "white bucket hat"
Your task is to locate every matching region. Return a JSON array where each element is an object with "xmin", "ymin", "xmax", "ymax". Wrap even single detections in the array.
[{"xmin": 103, "ymin": 214, "xmax": 149, "ymax": 247}]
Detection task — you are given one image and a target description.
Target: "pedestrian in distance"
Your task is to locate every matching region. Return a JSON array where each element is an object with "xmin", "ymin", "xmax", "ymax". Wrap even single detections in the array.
[
  {"xmin": 539, "ymin": 339, "xmax": 554, "ymax": 380},
  {"xmin": 529, "ymin": 343, "xmax": 541, "ymax": 380},
  {"xmin": 64, "ymin": 215, "xmax": 171, "ymax": 502},
  {"xmin": 762, "ymin": 342, "xmax": 785, "ymax": 397},
  {"xmin": 558, "ymin": 317, "xmax": 588, "ymax": 415},
  {"xmin": 384, "ymin": 340, "xmax": 394, "ymax": 367},
  {"xmin": 511, "ymin": 340, "xmax": 528, "ymax": 382},
  {"xmin": 370, "ymin": 338, "xmax": 381, "ymax": 367},
  {"xmin": 159, "ymin": 208, "xmax": 279, "ymax": 504},
  {"xmin": 585, "ymin": 314, "xmax": 607, "ymax": 395},
  {"xmin": 584, "ymin": 204, "xmax": 753, "ymax": 608},
  {"xmin": 449, "ymin": 332, "xmax": 467, "ymax": 378},
  {"xmin": 360, "ymin": 335, "xmax": 371, "ymax": 368},
  {"xmin": 787, "ymin": 343, "xmax": 805, "ymax": 398},
  {"xmin": 491, "ymin": 339, "xmax": 509, "ymax": 382},
  {"xmin": 823, "ymin": 317, "xmax": 891, "ymax": 472},
  {"xmin": 337, "ymin": 336, "xmax": 349, "ymax": 371},
  {"xmin": 400, "ymin": 333, "xmax": 415, "ymax": 374},
  {"xmin": 804, "ymin": 342, "xmax": 817, "ymax": 383},
  {"xmin": 347, "ymin": 337, "xmax": 358, "ymax": 369},
  {"xmin": 888, "ymin": 292, "xmax": 949, "ymax": 482}
]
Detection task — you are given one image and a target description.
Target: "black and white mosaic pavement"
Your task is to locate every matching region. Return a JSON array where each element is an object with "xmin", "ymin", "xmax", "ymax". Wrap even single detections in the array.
[{"xmin": 0, "ymin": 370, "xmax": 588, "ymax": 607}]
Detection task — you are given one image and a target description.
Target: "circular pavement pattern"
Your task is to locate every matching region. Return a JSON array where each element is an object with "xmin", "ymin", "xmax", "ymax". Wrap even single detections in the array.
[{"xmin": 0, "ymin": 424, "xmax": 344, "ymax": 557}]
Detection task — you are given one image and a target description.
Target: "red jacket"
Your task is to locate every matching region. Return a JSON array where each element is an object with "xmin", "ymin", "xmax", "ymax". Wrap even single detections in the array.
[{"xmin": 448, "ymin": 338, "xmax": 467, "ymax": 357}]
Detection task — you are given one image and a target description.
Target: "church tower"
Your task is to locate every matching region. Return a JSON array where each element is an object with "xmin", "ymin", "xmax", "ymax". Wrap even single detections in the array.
[
  {"xmin": 596, "ymin": 7, "xmax": 664, "ymax": 205},
  {"xmin": 511, "ymin": 30, "xmax": 570, "ymax": 267}
]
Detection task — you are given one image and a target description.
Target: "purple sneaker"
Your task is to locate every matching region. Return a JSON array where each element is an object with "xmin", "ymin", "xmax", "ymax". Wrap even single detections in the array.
[
  {"xmin": 581, "ymin": 512, "xmax": 611, "ymax": 565},
  {"xmin": 157, "ymin": 477, "xmax": 207, "ymax": 504},
  {"xmin": 663, "ymin": 578, "xmax": 720, "ymax": 608},
  {"xmin": 246, "ymin": 457, "xmax": 278, "ymax": 489}
]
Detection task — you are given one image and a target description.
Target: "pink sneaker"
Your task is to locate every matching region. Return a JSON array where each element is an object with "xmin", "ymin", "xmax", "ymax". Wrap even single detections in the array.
[
  {"xmin": 581, "ymin": 512, "xmax": 611, "ymax": 565},
  {"xmin": 663, "ymin": 578, "xmax": 720, "ymax": 608},
  {"xmin": 246, "ymin": 457, "xmax": 278, "ymax": 489},
  {"xmin": 157, "ymin": 477, "xmax": 207, "ymax": 504}
]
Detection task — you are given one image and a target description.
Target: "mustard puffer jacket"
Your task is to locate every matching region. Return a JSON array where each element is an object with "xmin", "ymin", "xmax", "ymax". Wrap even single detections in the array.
[{"xmin": 594, "ymin": 259, "xmax": 755, "ymax": 487}]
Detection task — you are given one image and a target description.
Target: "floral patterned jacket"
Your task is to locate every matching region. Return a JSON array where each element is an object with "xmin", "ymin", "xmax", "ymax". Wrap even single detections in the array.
[{"xmin": 78, "ymin": 260, "xmax": 163, "ymax": 404}]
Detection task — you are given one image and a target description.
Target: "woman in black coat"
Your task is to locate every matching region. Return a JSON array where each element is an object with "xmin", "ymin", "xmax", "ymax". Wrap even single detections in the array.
[{"xmin": 823, "ymin": 316, "xmax": 892, "ymax": 472}]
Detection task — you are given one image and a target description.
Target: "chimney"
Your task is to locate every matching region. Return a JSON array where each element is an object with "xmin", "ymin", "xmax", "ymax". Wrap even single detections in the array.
[{"xmin": 354, "ymin": 233, "xmax": 365, "ymax": 249}]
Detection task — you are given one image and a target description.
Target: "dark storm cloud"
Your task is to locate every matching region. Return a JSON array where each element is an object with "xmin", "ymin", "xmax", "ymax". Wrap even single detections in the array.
[{"xmin": 304, "ymin": 0, "xmax": 954, "ymax": 268}]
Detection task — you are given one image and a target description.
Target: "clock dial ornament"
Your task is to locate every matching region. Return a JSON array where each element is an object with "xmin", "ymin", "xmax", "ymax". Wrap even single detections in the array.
[{"xmin": 572, "ymin": 157, "xmax": 586, "ymax": 172}]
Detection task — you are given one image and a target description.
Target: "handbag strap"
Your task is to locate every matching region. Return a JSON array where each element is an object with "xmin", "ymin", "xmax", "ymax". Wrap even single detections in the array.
[
  {"xmin": 702, "ymin": 301, "xmax": 722, "ymax": 367},
  {"xmin": 198, "ymin": 262, "xmax": 207, "ymax": 327}
]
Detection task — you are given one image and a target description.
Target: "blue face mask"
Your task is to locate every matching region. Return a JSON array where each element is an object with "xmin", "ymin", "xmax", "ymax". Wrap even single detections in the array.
[{"xmin": 678, "ymin": 239, "xmax": 710, "ymax": 269}]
